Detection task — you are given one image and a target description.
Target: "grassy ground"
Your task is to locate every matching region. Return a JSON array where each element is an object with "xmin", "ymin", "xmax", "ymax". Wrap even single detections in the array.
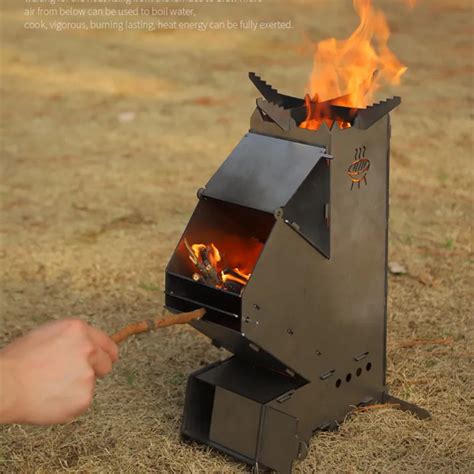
[{"xmin": 1, "ymin": 0, "xmax": 473, "ymax": 471}]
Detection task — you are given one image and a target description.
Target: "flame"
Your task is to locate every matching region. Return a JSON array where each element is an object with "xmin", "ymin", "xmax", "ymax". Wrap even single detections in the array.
[
  {"xmin": 188, "ymin": 241, "xmax": 251, "ymax": 290},
  {"xmin": 191, "ymin": 243, "xmax": 221, "ymax": 268},
  {"xmin": 300, "ymin": 94, "xmax": 354, "ymax": 130},
  {"xmin": 300, "ymin": 0, "xmax": 407, "ymax": 131},
  {"xmin": 300, "ymin": 94, "xmax": 332, "ymax": 130}
]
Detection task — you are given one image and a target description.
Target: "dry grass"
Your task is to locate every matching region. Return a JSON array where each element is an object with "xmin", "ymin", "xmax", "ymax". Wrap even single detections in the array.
[{"xmin": 1, "ymin": 0, "xmax": 473, "ymax": 472}]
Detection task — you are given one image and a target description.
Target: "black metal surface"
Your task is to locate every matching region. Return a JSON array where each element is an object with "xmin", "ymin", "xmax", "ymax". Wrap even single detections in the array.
[
  {"xmin": 242, "ymin": 118, "xmax": 390, "ymax": 382},
  {"xmin": 353, "ymin": 96, "xmax": 401, "ymax": 129},
  {"xmin": 283, "ymin": 157, "xmax": 330, "ymax": 257},
  {"xmin": 248, "ymin": 73, "xmax": 400, "ymax": 132},
  {"xmin": 290, "ymin": 102, "xmax": 358, "ymax": 128},
  {"xmin": 210, "ymin": 387, "xmax": 262, "ymax": 460},
  {"xmin": 202, "ymin": 133, "xmax": 327, "ymax": 214},
  {"xmin": 257, "ymin": 407, "xmax": 299, "ymax": 473},
  {"xmin": 182, "ymin": 357, "xmax": 304, "ymax": 473},
  {"xmin": 166, "ymin": 197, "xmax": 275, "ymax": 299},
  {"xmin": 166, "ymin": 272, "xmax": 241, "ymax": 316},
  {"xmin": 192, "ymin": 318, "xmax": 307, "ymax": 380},
  {"xmin": 197, "ymin": 357, "xmax": 305, "ymax": 404},
  {"xmin": 249, "ymin": 72, "xmax": 304, "ymax": 109},
  {"xmin": 165, "ymin": 293, "xmax": 241, "ymax": 331},
  {"xmin": 256, "ymin": 99, "xmax": 296, "ymax": 132}
]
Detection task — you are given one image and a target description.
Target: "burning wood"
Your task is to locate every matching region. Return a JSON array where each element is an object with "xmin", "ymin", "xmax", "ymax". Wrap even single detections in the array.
[
  {"xmin": 184, "ymin": 238, "xmax": 250, "ymax": 292},
  {"xmin": 184, "ymin": 239, "xmax": 220, "ymax": 286}
]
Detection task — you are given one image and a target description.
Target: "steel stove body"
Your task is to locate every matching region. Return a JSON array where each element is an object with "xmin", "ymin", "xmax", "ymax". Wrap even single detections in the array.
[{"xmin": 165, "ymin": 73, "xmax": 428, "ymax": 473}]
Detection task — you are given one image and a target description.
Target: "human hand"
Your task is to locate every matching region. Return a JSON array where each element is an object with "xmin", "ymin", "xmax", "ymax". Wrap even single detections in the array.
[{"xmin": 0, "ymin": 319, "xmax": 118, "ymax": 425}]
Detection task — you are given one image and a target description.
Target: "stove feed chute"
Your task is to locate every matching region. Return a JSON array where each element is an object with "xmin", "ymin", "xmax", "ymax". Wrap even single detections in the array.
[
  {"xmin": 166, "ymin": 199, "xmax": 273, "ymax": 327},
  {"xmin": 166, "ymin": 132, "xmax": 330, "ymax": 334},
  {"xmin": 164, "ymin": 73, "xmax": 429, "ymax": 473}
]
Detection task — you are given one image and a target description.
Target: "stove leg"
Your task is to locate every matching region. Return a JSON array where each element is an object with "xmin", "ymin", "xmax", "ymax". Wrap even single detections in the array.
[{"xmin": 382, "ymin": 392, "xmax": 431, "ymax": 420}]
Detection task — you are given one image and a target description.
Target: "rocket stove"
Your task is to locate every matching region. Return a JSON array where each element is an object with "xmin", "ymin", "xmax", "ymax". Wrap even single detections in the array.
[{"xmin": 165, "ymin": 73, "xmax": 429, "ymax": 473}]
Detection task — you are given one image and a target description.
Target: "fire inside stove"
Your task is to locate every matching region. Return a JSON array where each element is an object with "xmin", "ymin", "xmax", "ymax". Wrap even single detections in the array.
[
  {"xmin": 185, "ymin": 240, "xmax": 253, "ymax": 291},
  {"xmin": 299, "ymin": 95, "xmax": 357, "ymax": 130},
  {"xmin": 167, "ymin": 199, "xmax": 274, "ymax": 296}
]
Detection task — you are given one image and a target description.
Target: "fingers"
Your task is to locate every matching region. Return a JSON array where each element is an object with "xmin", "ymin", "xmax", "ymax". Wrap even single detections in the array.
[
  {"xmin": 88, "ymin": 347, "xmax": 113, "ymax": 378},
  {"xmin": 86, "ymin": 325, "xmax": 118, "ymax": 378},
  {"xmin": 86, "ymin": 325, "xmax": 119, "ymax": 363}
]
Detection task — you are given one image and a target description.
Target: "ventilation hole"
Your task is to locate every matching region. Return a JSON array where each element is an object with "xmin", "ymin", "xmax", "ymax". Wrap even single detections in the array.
[
  {"xmin": 366, "ymin": 362, "xmax": 372, "ymax": 371},
  {"xmin": 346, "ymin": 373, "xmax": 352, "ymax": 383},
  {"xmin": 335, "ymin": 379, "xmax": 342, "ymax": 388},
  {"xmin": 356, "ymin": 368, "xmax": 362, "ymax": 377}
]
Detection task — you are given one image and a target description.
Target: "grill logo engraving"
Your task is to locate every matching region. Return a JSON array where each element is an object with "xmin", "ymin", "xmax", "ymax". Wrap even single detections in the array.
[{"xmin": 348, "ymin": 146, "xmax": 370, "ymax": 190}]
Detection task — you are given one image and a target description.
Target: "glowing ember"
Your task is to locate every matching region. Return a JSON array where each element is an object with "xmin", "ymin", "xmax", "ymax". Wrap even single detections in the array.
[
  {"xmin": 300, "ymin": 0, "xmax": 407, "ymax": 131},
  {"xmin": 185, "ymin": 239, "xmax": 251, "ymax": 291}
]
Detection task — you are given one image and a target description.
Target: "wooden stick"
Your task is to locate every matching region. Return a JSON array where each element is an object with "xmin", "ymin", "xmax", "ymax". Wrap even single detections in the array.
[{"xmin": 111, "ymin": 308, "xmax": 206, "ymax": 344}]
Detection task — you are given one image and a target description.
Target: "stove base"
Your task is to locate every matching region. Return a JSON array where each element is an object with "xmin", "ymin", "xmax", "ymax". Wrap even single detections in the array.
[
  {"xmin": 181, "ymin": 357, "xmax": 430, "ymax": 473},
  {"xmin": 181, "ymin": 357, "xmax": 305, "ymax": 473}
]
